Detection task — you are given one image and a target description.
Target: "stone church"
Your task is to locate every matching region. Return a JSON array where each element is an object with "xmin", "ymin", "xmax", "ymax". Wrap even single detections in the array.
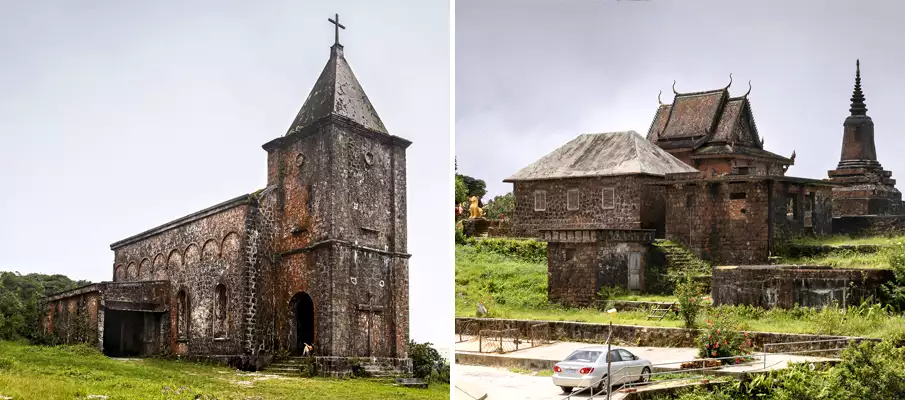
[{"xmin": 43, "ymin": 17, "xmax": 413, "ymax": 376}]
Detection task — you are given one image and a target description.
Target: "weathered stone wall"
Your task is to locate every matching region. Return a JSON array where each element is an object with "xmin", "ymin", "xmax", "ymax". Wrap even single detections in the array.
[
  {"xmin": 45, "ymin": 286, "xmax": 100, "ymax": 346},
  {"xmin": 512, "ymin": 175, "xmax": 664, "ymax": 238},
  {"xmin": 110, "ymin": 199, "xmax": 251, "ymax": 357},
  {"xmin": 262, "ymin": 116, "xmax": 410, "ymax": 361},
  {"xmin": 712, "ymin": 265, "xmax": 894, "ymax": 309},
  {"xmin": 665, "ymin": 180, "xmax": 832, "ymax": 265},
  {"xmin": 544, "ymin": 229, "xmax": 654, "ymax": 307},
  {"xmin": 833, "ymin": 215, "xmax": 905, "ymax": 236}
]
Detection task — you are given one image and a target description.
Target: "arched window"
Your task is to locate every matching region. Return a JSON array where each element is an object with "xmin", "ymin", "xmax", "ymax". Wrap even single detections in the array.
[
  {"xmin": 214, "ymin": 284, "xmax": 227, "ymax": 339},
  {"xmin": 176, "ymin": 290, "xmax": 188, "ymax": 340}
]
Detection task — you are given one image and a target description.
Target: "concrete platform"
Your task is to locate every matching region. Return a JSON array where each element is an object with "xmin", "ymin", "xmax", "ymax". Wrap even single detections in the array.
[{"xmin": 456, "ymin": 338, "xmax": 838, "ymax": 376}]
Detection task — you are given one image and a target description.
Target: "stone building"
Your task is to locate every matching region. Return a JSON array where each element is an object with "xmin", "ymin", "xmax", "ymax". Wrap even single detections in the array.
[
  {"xmin": 658, "ymin": 172, "xmax": 835, "ymax": 265},
  {"xmin": 505, "ymin": 131, "xmax": 698, "ymax": 305},
  {"xmin": 647, "ymin": 80, "xmax": 794, "ymax": 176},
  {"xmin": 43, "ymin": 22, "xmax": 413, "ymax": 376},
  {"xmin": 826, "ymin": 60, "xmax": 903, "ymax": 217}
]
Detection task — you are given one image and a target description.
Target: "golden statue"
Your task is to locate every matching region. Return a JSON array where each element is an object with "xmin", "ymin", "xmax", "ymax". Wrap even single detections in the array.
[{"xmin": 468, "ymin": 196, "xmax": 484, "ymax": 219}]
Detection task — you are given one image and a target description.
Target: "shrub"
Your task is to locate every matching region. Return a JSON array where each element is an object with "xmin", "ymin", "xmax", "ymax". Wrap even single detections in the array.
[
  {"xmin": 880, "ymin": 244, "xmax": 905, "ymax": 311},
  {"xmin": 696, "ymin": 316, "xmax": 752, "ymax": 364},
  {"xmin": 675, "ymin": 274, "xmax": 704, "ymax": 328},
  {"xmin": 409, "ymin": 340, "xmax": 449, "ymax": 383},
  {"xmin": 470, "ymin": 237, "xmax": 547, "ymax": 264},
  {"xmin": 596, "ymin": 286, "xmax": 630, "ymax": 302}
]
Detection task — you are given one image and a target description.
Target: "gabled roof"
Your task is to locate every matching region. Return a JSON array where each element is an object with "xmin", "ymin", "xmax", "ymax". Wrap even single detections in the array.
[
  {"xmin": 286, "ymin": 44, "xmax": 388, "ymax": 135},
  {"xmin": 646, "ymin": 82, "xmax": 791, "ymax": 165},
  {"xmin": 505, "ymin": 131, "xmax": 698, "ymax": 182}
]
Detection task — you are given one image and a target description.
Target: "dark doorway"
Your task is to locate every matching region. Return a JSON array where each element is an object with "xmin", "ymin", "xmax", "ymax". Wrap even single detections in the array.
[
  {"xmin": 103, "ymin": 310, "xmax": 145, "ymax": 357},
  {"xmin": 290, "ymin": 292, "xmax": 315, "ymax": 355}
]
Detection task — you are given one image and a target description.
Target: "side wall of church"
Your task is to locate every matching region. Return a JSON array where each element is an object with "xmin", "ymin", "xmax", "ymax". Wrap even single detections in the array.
[{"xmin": 111, "ymin": 203, "xmax": 250, "ymax": 356}]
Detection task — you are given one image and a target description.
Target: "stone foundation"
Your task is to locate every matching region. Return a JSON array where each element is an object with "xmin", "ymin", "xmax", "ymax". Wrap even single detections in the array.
[
  {"xmin": 832, "ymin": 215, "xmax": 905, "ymax": 236},
  {"xmin": 711, "ymin": 265, "xmax": 894, "ymax": 309}
]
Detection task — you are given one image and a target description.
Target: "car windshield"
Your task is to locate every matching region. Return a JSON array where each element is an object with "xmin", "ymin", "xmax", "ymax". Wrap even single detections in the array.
[{"xmin": 564, "ymin": 350, "xmax": 603, "ymax": 363}]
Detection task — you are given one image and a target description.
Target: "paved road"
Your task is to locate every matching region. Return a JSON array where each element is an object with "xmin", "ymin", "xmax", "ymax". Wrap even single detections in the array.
[{"xmin": 455, "ymin": 364, "xmax": 626, "ymax": 400}]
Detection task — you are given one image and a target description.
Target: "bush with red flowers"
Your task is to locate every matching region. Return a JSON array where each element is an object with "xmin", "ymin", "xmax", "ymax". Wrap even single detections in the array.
[{"xmin": 696, "ymin": 316, "xmax": 753, "ymax": 365}]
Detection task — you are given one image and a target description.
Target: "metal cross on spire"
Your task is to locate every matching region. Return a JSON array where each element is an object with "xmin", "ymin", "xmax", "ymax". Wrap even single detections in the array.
[{"xmin": 328, "ymin": 13, "xmax": 346, "ymax": 45}]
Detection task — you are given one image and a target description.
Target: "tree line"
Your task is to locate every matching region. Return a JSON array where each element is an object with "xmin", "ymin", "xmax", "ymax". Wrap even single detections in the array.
[{"xmin": 0, "ymin": 271, "xmax": 89, "ymax": 341}]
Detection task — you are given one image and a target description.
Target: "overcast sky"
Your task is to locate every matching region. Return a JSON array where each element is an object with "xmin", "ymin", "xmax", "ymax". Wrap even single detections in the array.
[
  {"xmin": 456, "ymin": 0, "xmax": 905, "ymax": 199},
  {"xmin": 0, "ymin": 0, "xmax": 450, "ymax": 345}
]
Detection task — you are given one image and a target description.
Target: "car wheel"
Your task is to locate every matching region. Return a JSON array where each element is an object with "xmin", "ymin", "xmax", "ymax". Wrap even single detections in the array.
[
  {"xmin": 596, "ymin": 376, "xmax": 608, "ymax": 393},
  {"xmin": 560, "ymin": 386, "xmax": 573, "ymax": 393},
  {"xmin": 640, "ymin": 367, "xmax": 651, "ymax": 383}
]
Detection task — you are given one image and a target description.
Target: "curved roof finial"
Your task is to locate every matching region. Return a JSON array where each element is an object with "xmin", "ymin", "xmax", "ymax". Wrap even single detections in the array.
[
  {"xmin": 672, "ymin": 80, "xmax": 679, "ymax": 95},
  {"xmin": 725, "ymin": 73, "xmax": 733, "ymax": 90},
  {"xmin": 658, "ymin": 90, "xmax": 664, "ymax": 105},
  {"xmin": 743, "ymin": 80, "xmax": 752, "ymax": 98}
]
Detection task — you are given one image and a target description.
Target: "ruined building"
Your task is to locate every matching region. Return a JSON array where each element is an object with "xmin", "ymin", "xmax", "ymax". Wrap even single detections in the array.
[
  {"xmin": 647, "ymin": 79, "xmax": 794, "ymax": 176},
  {"xmin": 505, "ymin": 131, "xmax": 698, "ymax": 305},
  {"xmin": 44, "ymin": 19, "xmax": 413, "ymax": 376},
  {"xmin": 826, "ymin": 60, "xmax": 903, "ymax": 217}
]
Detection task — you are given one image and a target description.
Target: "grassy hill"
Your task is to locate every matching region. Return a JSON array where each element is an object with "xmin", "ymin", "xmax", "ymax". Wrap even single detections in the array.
[
  {"xmin": 0, "ymin": 341, "xmax": 448, "ymax": 400},
  {"xmin": 455, "ymin": 243, "xmax": 905, "ymax": 337}
]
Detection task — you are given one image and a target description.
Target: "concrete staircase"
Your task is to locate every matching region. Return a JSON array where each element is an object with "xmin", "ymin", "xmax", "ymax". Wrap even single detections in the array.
[
  {"xmin": 264, "ymin": 357, "xmax": 317, "ymax": 377},
  {"xmin": 652, "ymin": 240, "xmax": 709, "ymax": 274}
]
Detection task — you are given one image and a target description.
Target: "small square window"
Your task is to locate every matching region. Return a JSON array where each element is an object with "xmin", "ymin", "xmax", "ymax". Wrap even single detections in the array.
[
  {"xmin": 601, "ymin": 188, "xmax": 615, "ymax": 210},
  {"xmin": 567, "ymin": 189, "xmax": 580, "ymax": 211},
  {"xmin": 534, "ymin": 191, "xmax": 547, "ymax": 211}
]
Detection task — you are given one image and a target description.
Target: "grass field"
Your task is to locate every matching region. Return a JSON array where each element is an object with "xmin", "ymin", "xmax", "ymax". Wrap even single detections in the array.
[
  {"xmin": 0, "ymin": 341, "xmax": 448, "ymax": 400},
  {"xmin": 455, "ymin": 244, "xmax": 905, "ymax": 338},
  {"xmin": 783, "ymin": 235, "xmax": 905, "ymax": 246},
  {"xmin": 778, "ymin": 249, "xmax": 891, "ymax": 269}
]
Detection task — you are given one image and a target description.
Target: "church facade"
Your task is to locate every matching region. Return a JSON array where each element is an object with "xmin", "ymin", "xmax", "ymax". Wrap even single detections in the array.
[{"xmin": 43, "ymin": 21, "xmax": 413, "ymax": 376}]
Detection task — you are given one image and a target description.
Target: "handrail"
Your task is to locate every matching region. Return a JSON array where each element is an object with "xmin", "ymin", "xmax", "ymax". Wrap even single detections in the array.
[{"xmin": 561, "ymin": 346, "xmax": 845, "ymax": 400}]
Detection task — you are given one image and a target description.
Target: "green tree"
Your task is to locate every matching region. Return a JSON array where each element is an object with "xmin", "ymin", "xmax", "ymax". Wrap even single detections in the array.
[
  {"xmin": 408, "ymin": 340, "xmax": 449, "ymax": 383},
  {"xmin": 456, "ymin": 174, "xmax": 487, "ymax": 200},
  {"xmin": 483, "ymin": 192, "xmax": 514, "ymax": 220},
  {"xmin": 0, "ymin": 271, "xmax": 89, "ymax": 341},
  {"xmin": 455, "ymin": 175, "xmax": 468, "ymax": 205}
]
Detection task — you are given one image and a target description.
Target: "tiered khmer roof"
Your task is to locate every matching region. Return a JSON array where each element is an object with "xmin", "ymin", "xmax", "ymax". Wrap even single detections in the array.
[{"xmin": 646, "ymin": 78, "xmax": 791, "ymax": 164}]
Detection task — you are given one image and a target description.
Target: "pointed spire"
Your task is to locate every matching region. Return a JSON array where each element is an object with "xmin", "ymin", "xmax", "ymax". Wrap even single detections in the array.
[
  {"xmin": 285, "ymin": 15, "xmax": 388, "ymax": 136},
  {"xmin": 850, "ymin": 59, "xmax": 868, "ymax": 116}
]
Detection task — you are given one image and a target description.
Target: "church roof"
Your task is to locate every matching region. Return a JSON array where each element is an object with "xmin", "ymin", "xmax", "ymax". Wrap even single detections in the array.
[
  {"xmin": 504, "ymin": 131, "xmax": 698, "ymax": 182},
  {"xmin": 646, "ymin": 80, "xmax": 792, "ymax": 164},
  {"xmin": 286, "ymin": 44, "xmax": 388, "ymax": 135}
]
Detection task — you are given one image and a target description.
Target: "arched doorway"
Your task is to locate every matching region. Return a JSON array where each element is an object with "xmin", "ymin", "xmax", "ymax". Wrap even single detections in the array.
[{"xmin": 289, "ymin": 292, "xmax": 315, "ymax": 356}]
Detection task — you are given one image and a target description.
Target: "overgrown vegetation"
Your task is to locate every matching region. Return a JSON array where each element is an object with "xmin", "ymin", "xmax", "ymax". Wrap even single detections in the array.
[
  {"xmin": 675, "ymin": 274, "xmax": 704, "ymax": 329},
  {"xmin": 654, "ymin": 330, "xmax": 905, "ymax": 400},
  {"xmin": 482, "ymin": 192, "xmax": 514, "ymax": 220},
  {"xmin": 0, "ymin": 341, "xmax": 448, "ymax": 399},
  {"xmin": 696, "ymin": 315, "xmax": 752, "ymax": 364},
  {"xmin": 408, "ymin": 340, "xmax": 449, "ymax": 384},
  {"xmin": 455, "ymin": 243, "xmax": 905, "ymax": 337},
  {"xmin": 0, "ymin": 272, "xmax": 90, "ymax": 342}
]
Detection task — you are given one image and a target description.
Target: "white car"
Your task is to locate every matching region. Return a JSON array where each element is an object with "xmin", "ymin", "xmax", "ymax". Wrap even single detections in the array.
[{"xmin": 552, "ymin": 346, "xmax": 652, "ymax": 394}]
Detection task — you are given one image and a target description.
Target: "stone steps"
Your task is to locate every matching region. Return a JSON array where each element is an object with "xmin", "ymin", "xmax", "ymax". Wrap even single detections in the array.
[{"xmin": 263, "ymin": 357, "xmax": 404, "ymax": 378}]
